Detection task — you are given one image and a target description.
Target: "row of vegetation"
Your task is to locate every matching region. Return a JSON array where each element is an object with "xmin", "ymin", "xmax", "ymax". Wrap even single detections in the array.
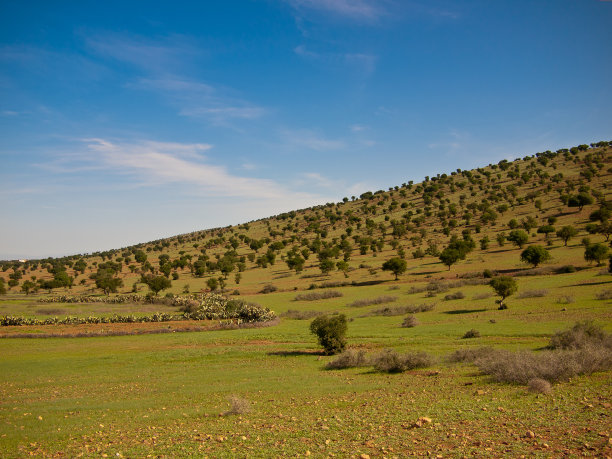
[
  {"xmin": 317, "ymin": 318, "xmax": 611, "ymax": 392},
  {"xmin": 1, "ymin": 294, "xmax": 276, "ymax": 326}
]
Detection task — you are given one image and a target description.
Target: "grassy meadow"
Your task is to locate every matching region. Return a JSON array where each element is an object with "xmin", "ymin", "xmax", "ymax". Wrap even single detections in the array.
[{"xmin": 1, "ymin": 143, "xmax": 611, "ymax": 457}]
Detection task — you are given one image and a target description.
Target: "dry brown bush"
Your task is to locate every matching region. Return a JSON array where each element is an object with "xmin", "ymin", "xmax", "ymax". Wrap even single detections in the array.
[
  {"xmin": 348, "ymin": 296, "xmax": 397, "ymax": 307},
  {"xmin": 462, "ymin": 329, "xmax": 481, "ymax": 339},
  {"xmin": 280, "ymin": 309, "xmax": 323, "ymax": 320},
  {"xmin": 325, "ymin": 349, "xmax": 368, "ymax": 369},
  {"xmin": 549, "ymin": 321, "xmax": 611, "ymax": 350},
  {"xmin": 372, "ymin": 349, "xmax": 434, "ymax": 373},
  {"xmin": 223, "ymin": 395, "xmax": 251, "ymax": 415},
  {"xmin": 517, "ymin": 289, "xmax": 548, "ymax": 299},
  {"xmin": 401, "ymin": 315, "xmax": 418, "ymax": 328},
  {"xmin": 447, "ymin": 347, "xmax": 495, "ymax": 363},
  {"xmin": 444, "ymin": 291, "xmax": 465, "ymax": 301},
  {"xmin": 527, "ymin": 378, "xmax": 552, "ymax": 394},
  {"xmin": 294, "ymin": 291, "xmax": 343, "ymax": 301}
]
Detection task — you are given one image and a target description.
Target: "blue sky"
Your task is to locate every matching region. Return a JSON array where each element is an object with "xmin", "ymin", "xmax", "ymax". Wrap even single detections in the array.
[{"xmin": 1, "ymin": 0, "xmax": 611, "ymax": 259}]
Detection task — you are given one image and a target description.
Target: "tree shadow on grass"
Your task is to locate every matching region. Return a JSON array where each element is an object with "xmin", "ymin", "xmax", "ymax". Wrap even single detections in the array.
[
  {"xmin": 267, "ymin": 350, "xmax": 326, "ymax": 357},
  {"xmin": 412, "ymin": 271, "xmax": 441, "ymax": 276},
  {"xmin": 443, "ymin": 309, "xmax": 487, "ymax": 315},
  {"xmin": 563, "ymin": 280, "xmax": 612, "ymax": 288},
  {"xmin": 350, "ymin": 280, "xmax": 387, "ymax": 287}
]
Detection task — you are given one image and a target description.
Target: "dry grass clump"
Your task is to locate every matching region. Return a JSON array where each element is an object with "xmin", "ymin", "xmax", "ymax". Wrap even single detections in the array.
[
  {"xmin": 281, "ymin": 309, "xmax": 323, "ymax": 320},
  {"xmin": 517, "ymin": 289, "xmax": 549, "ymax": 299},
  {"xmin": 223, "ymin": 395, "xmax": 251, "ymax": 416},
  {"xmin": 401, "ymin": 315, "xmax": 418, "ymax": 328},
  {"xmin": 325, "ymin": 349, "xmax": 368, "ymax": 369},
  {"xmin": 447, "ymin": 347, "xmax": 495, "ymax": 363},
  {"xmin": 467, "ymin": 322, "xmax": 612, "ymax": 385},
  {"xmin": 372, "ymin": 350, "xmax": 434, "ymax": 373},
  {"xmin": 527, "ymin": 378, "xmax": 552, "ymax": 395},
  {"xmin": 294, "ymin": 291, "xmax": 343, "ymax": 301},
  {"xmin": 473, "ymin": 349, "xmax": 606, "ymax": 384},
  {"xmin": 363, "ymin": 303, "xmax": 434, "ymax": 317},
  {"xmin": 348, "ymin": 296, "xmax": 397, "ymax": 307},
  {"xmin": 472, "ymin": 292, "xmax": 493, "ymax": 300},
  {"xmin": 556, "ymin": 295, "xmax": 575, "ymax": 304},
  {"xmin": 549, "ymin": 321, "xmax": 611, "ymax": 350},
  {"xmin": 595, "ymin": 289, "xmax": 612, "ymax": 300},
  {"xmin": 462, "ymin": 329, "xmax": 481, "ymax": 339},
  {"xmin": 260, "ymin": 284, "xmax": 277, "ymax": 294},
  {"xmin": 444, "ymin": 291, "xmax": 465, "ymax": 301},
  {"xmin": 35, "ymin": 308, "xmax": 67, "ymax": 316}
]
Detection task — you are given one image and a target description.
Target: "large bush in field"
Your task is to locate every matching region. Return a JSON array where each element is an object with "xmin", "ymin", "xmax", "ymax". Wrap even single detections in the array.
[
  {"xmin": 184, "ymin": 293, "xmax": 276, "ymax": 323},
  {"xmin": 310, "ymin": 314, "xmax": 348, "ymax": 355}
]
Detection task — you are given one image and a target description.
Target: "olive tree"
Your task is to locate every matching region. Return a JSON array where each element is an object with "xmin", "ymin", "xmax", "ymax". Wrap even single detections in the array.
[
  {"xmin": 520, "ymin": 245, "xmax": 551, "ymax": 268},
  {"xmin": 489, "ymin": 276, "xmax": 517, "ymax": 310}
]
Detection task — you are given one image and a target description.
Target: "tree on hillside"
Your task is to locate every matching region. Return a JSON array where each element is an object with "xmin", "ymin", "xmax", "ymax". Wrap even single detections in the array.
[
  {"xmin": 439, "ymin": 248, "xmax": 462, "ymax": 271},
  {"xmin": 489, "ymin": 277, "xmax": 517, "ymax": 310},
  {"xmin": 584, "ymin": 243, "xmax": 609, "ymax": 266},
  {"xmin": 556, "ymin": 226, "xmax": 578, "ymax": 246},
  {"xmin": 134, "ymin": 250, "xmax": 147, "ymax": 264},
  {"xmin": 94, "ymin": 269, "xmax": 123, "ymax": 295},
  {"xmin": 0, "ymin": 278, "xmax": 6, "ymax": 295},
  {"xmin": 207, "ymin": 277, "xmax": 218, "ymax": 292},
  {"xmin": 520, "ymin": 245, "xmax": 551, "ymax": 268},
  {"xmin": 336, "ymin": 261, "xmax": 350, "ymax": 278},
  {"xmin": 319, "ymin": 259, "xmax": 335, "ymax": 275},
  {"xmin": 567, "ymin": 192, "xmax": 594, "ymax": 211},
  {"xmin": 21, "ymin": 280, "xmax": 37, "ymax": 295},
  {"xmin": 507, "ymin": 230, "xmax": 529, "ymax": 248},
  {"xmin": 142, "ymin": 275, "xmax": 171, "ymax": 295},
  {"xmin": 382, "ymin": 257, "xmax": 407, "ymax": 280}
]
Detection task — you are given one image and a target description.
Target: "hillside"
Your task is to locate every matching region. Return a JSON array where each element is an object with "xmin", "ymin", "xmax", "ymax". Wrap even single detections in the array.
[
  {"xmin": 1, "ymin": 141, "xmax": 610, "ymax": 299},
  {"xmin": 1, "ymin": 141, "xmax": 612, "ymax": 457}
]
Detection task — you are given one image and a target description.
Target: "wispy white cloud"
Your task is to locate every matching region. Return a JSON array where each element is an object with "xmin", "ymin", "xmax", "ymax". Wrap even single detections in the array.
[
  {"xmin": 281, "ymin": 129, "xmax": 345, "ymax": 151},
  {"xmin": 294, "ymin": 45, "xmax": 378, "ymax": 75},
  {"xmin": 74, "ymin": 138, "xmax": 288, "ymax": 199},
  {"xmin": 300, "ymin": 172, "xmax": 335, "ymax": 188},
  {"xmin": 287, "ymin": 0, "xmax": 386, "ymax": 22},
  {"xmin": 83, "ymin": 32, "xmax": 199, "ymax": 74},
  {"xmin": 85, "ymin": 33, "xmax": 266, "ymax": 125}
]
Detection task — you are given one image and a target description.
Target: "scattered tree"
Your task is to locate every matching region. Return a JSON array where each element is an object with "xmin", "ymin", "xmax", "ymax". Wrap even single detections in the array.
[
  {"xmin": 489, "ymin": 276, "xmax": 518, "ymax": 310},
  {"xmin": 556, "ymin": 226, "xmax": 578, "ymax": 246},
  {"xmin": 507, "ymin": 229, "xmax": 529, "ymax": 248},
  {"xmin": 584, "ymin": 243, "xmax": 609, "ymax": 266},
  {"xmin": 142, "ymin": 275, "xmax": 171, "ymax": 295},
  {"xmin": 382, "ymin": 257, "xmax": 407, "ymax": 280},
  {"xmin": 520, "ymin": 245, "xmax": 551, "ymax": 268}
]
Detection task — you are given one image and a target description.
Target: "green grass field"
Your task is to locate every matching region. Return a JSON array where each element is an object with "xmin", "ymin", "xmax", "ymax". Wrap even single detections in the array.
[{"xmin": 1, "ymin": 264, "xmax": 611, "ymax": 457}]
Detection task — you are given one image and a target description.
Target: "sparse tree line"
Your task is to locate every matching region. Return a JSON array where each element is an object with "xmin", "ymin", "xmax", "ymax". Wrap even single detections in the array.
[{"xmin": 1, "ymin": 141, "xmax": 610, "ymax": 293}]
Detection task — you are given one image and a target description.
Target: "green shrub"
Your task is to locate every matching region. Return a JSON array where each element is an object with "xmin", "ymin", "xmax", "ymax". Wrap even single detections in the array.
[
  {"xmin": 462, "ymin": 329, "xmax": 481, "ymax": 339},
  {"xmin": 310, "ymin": 314, "xmax": 348, "ymax": 355}
]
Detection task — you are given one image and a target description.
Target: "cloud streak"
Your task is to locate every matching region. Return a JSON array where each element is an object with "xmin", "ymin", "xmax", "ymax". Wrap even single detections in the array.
[
  {"xmin": 287, "ymin": 0, "xmax": 386, "ymax": 22},
  {"xmin": 76, "ymin": 138, "xmax": 297, "ymax": 199},
  {"xmin": 85, "ymin": 33, "xmax": 266, "ymax": 125}
]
